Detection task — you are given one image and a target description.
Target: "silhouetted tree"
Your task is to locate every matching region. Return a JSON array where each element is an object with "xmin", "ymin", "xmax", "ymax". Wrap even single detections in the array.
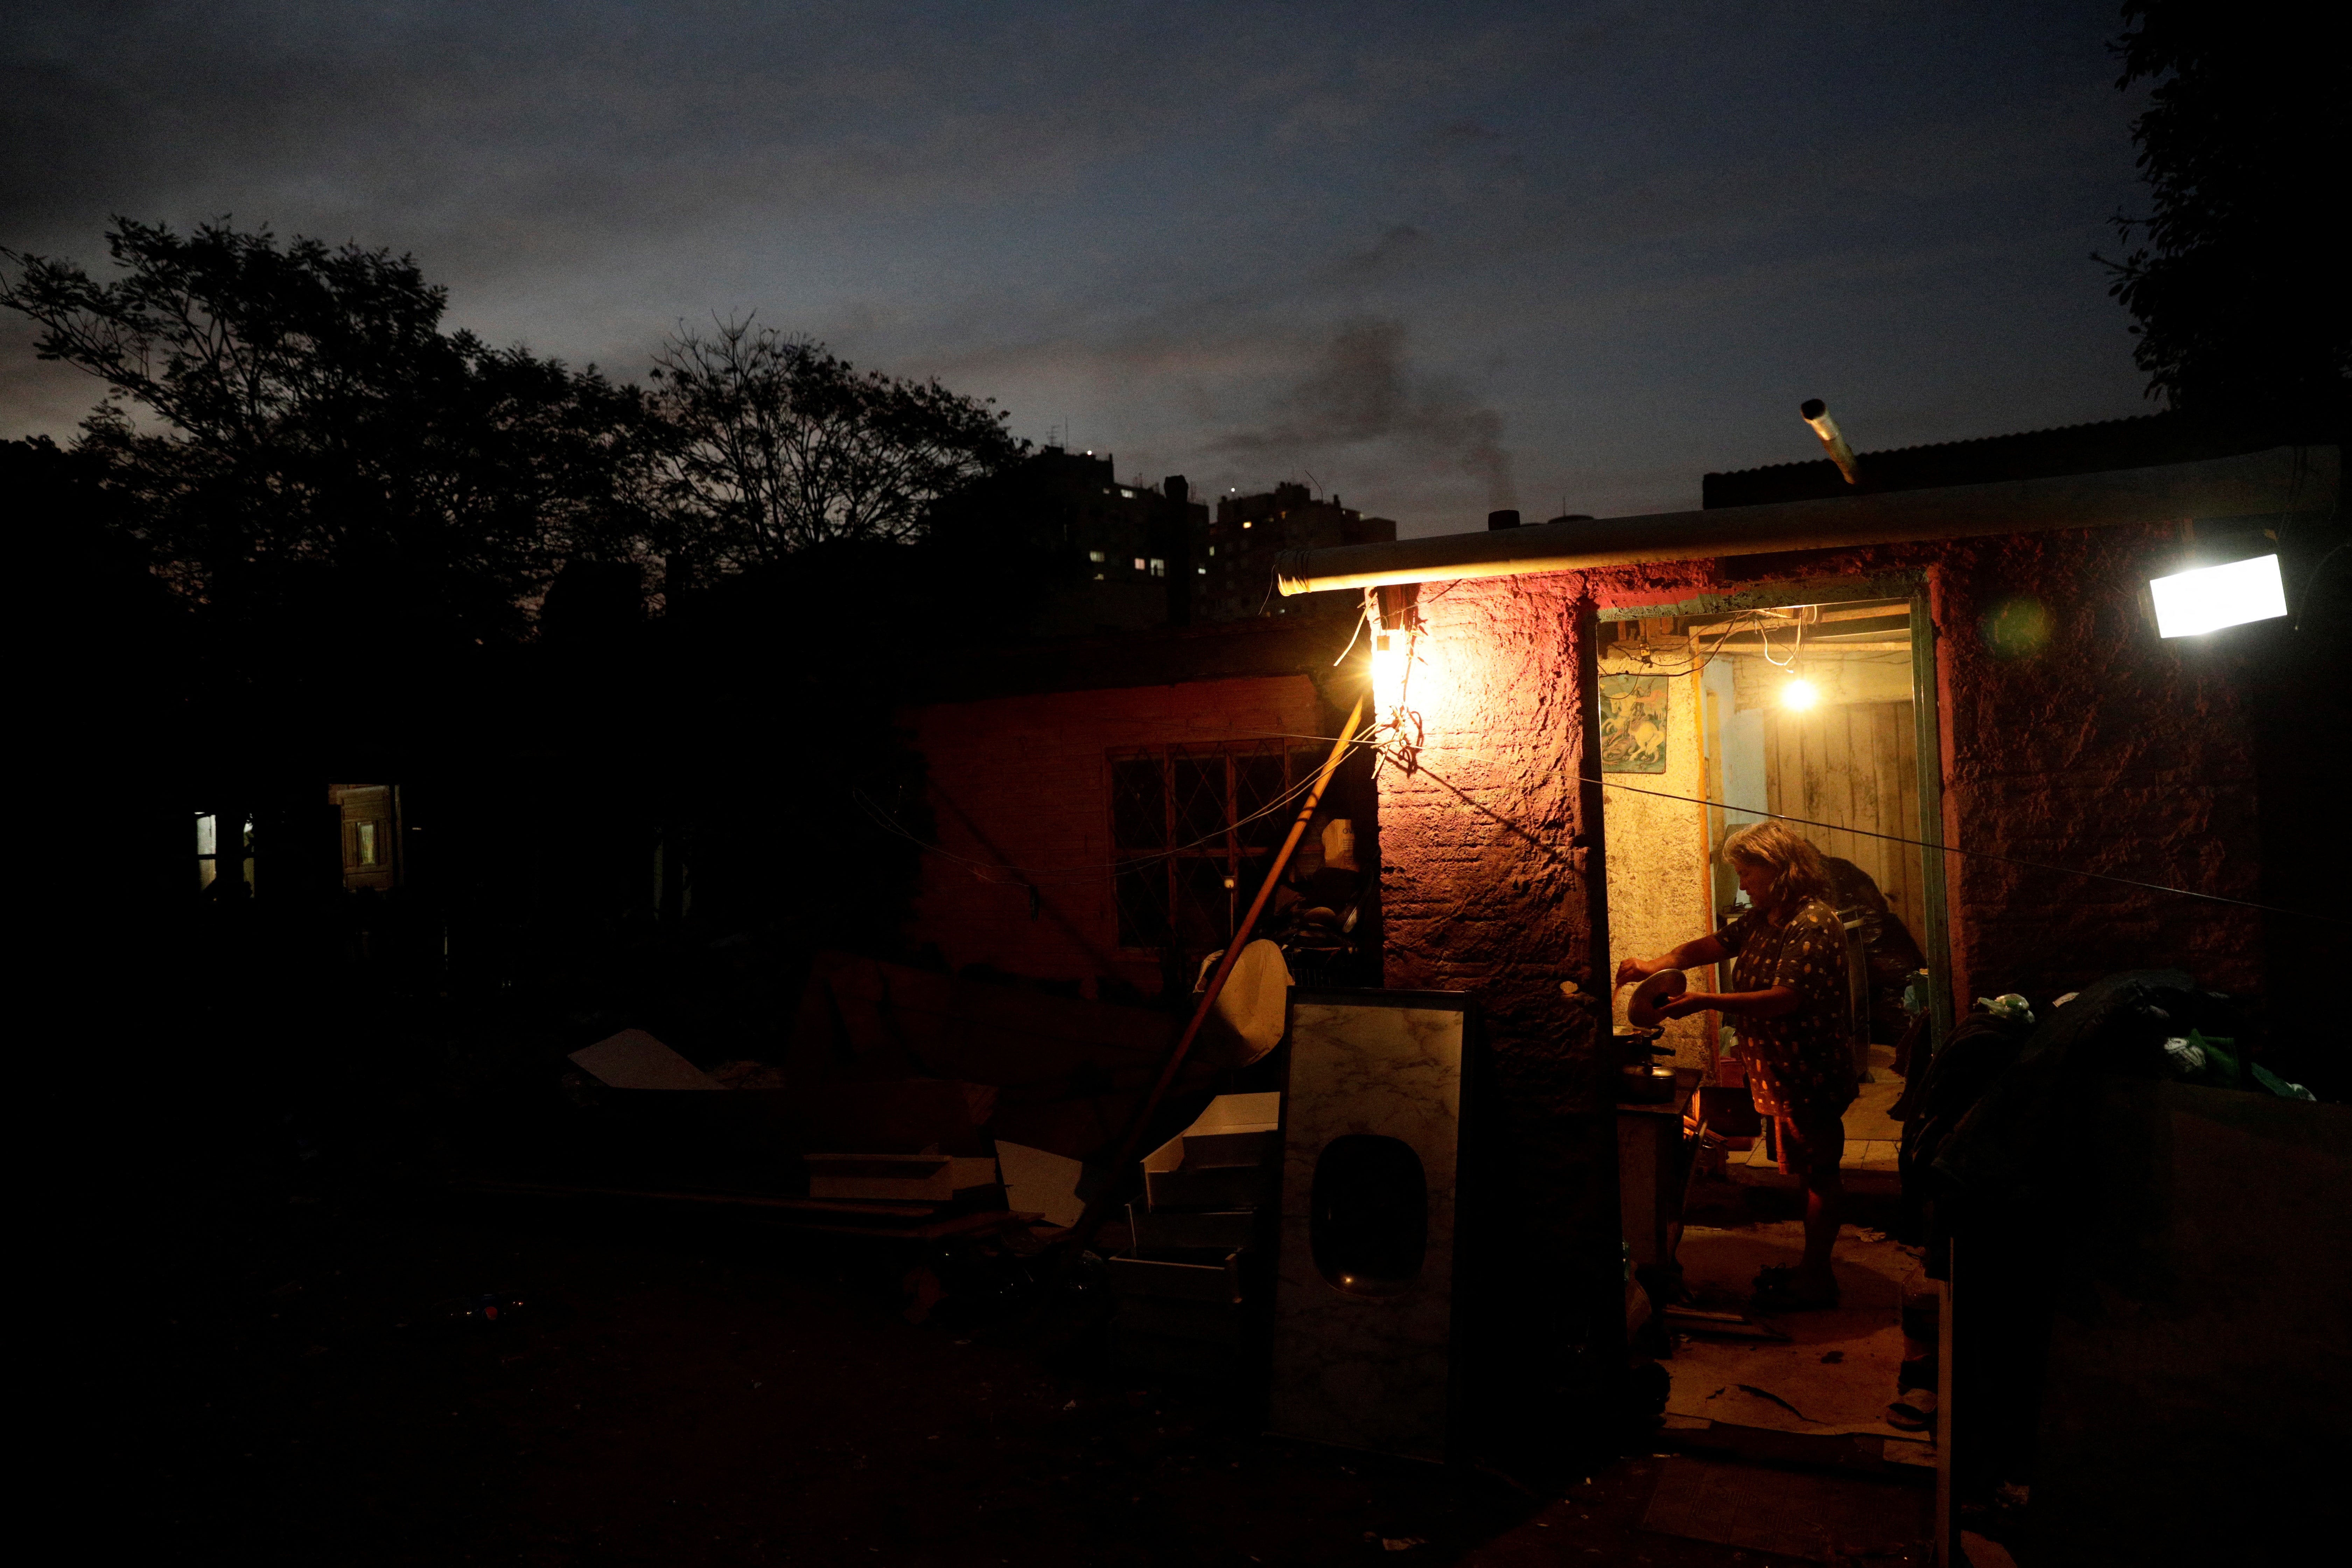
[
  {"xmin": 649, "ymin": 316, "xmax": 1024, "ymax": 575},
  {"xmin": 1, "ymin": 218, "xmax": 658, "ymax": 642},
  {"xmin": 2101, "ymin": 1, "xmax": 2350, "ymax": 425}
]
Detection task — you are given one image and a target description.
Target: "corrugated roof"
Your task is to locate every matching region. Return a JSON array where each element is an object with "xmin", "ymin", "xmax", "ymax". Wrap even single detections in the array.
[{"xmin": 1701, "ymin": 412, "xmax": 2282, "ymax": 509}]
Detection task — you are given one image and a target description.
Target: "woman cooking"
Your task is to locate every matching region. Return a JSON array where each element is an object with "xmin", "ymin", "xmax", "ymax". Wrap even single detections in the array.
[{"xmin": 1615, "ymin": 821, "xmax": 1856, "ymax": 1310}]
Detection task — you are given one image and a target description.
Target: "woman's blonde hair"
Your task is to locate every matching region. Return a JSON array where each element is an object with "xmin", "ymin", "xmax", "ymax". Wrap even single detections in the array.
[{"xmin": 1722, "ymin": 820, "xmax": 1831, "ymax": 910}]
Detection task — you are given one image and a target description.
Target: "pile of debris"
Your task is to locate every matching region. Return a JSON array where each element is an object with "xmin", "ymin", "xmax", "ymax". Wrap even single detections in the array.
[
  {"xmin": 511, "ymin": 946, "xmax": 1281, "ymax": 1247},
  {"xmin": 544, "ymin": 1026, "xmax": 1043, "ymax": 1239},
  {"xmin": 1107, "ymin": 1092, "xmax": 1283, "ymax": 1373}
]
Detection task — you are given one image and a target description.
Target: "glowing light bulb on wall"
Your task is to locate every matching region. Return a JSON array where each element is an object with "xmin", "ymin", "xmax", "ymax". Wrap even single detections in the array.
[{"xmin": 1781, "ymin": 678, "xmax": 1819, "ymax": 711}]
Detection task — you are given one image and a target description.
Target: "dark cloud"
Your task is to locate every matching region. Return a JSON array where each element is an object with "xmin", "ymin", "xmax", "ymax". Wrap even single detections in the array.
[
  {"xmin": 2, "ymin": 2, "xmax": 2154, "ymax": 530},
  {"xmin": 1333, "ymin": 225, "xmax": 1428, "ymax": 285},
  {"xmin": 1214, "ymin": 318, "xmax": 1516, "ymax": 514}
]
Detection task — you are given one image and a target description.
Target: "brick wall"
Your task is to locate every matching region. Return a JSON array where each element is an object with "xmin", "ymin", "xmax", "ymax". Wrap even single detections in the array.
[{"xmin": 902, "ymin": 674, "xmax": 1328, "ymax": 996}]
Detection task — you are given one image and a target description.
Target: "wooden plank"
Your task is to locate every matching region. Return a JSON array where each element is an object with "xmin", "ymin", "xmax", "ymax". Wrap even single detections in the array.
[
  {"xmin": 1832, "ymin": 704, "xmax": 1865, "ymax": 873},
  {"xmin": 1837, "ymin": 706, "xmax": 1863, "ymax": 871},
  {"xmin": 1823, "ymin": 707, "xmax": 1855, "ymax": 868},
  {"xmin": 1878, "ymin": 701, "xmax": 1915, "ymax": 941},
  {"xmin": 1793, "ymin": 708, "xmax": 1824, "ymax": 855},
  {"xmin": 1867, "ymin": 701, "xmax": 1905, "ymax": 919},
  {"xmin": 1894, "ymin": 699, "xmax": 1924, "ymax": 947},
  {"xmin": 1797, "ymin": 710, "xmax": 1834, "ymax": 860},
  {"xmin": 1764, "ymin": 708, "xmax": 1784, "ymax": 822}
]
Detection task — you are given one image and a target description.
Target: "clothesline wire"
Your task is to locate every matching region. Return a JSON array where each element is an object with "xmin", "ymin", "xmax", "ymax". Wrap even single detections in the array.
[
  {"xmin": 861, "ymin": 709, "xmax": 2333, "ymax": 921},
  {"xmin": 1575, "ymin": 773, "xmax": 2337, "ymax": 923}
]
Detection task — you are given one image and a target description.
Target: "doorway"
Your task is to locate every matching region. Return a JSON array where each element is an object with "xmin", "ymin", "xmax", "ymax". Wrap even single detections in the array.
[
  {"xmin": 1595, "ymin": 584, "xmax": 1951, "ymax": 1485},
  {"xmin": 1598, "ymin": 590, "xmax": 1941, "ymax": 1086}
]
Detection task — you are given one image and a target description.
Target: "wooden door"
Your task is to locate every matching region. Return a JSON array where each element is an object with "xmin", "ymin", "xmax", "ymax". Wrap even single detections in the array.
[{"xmin": 1763, "ymin": 701, "xmax": 1925, "ymax": 950}]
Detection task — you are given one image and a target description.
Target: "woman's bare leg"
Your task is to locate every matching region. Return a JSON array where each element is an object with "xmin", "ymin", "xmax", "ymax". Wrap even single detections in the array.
[{"xmin": 1799, "ymin": 1168, "xmax": 1843, "ymax": 1294}]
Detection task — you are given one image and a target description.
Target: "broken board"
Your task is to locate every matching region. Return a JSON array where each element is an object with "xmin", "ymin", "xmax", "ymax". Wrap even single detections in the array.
[{"xmin": 568, "ymin": 1029, "xmax": 721, "ymax": 1091}]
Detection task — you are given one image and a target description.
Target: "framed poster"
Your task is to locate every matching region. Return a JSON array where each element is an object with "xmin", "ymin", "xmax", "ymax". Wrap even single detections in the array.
[{"xmin": 1600, "ymin": 674, "xmax": 1670, "ymax": 773}]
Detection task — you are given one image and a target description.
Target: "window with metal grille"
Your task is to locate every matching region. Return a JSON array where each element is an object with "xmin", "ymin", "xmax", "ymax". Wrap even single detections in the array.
[{"xmin": 1108, "ymin": 740, "xmax": 1321, "ymax": 951}]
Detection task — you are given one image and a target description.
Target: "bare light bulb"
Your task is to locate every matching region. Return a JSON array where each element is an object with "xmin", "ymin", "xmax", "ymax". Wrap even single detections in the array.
[{"xmin": 1782, "ymin": 679, "xmax": 1820, "ymax": 710}]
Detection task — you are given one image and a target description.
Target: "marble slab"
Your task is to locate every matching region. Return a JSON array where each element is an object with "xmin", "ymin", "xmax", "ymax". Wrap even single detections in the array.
[{"xmin": 1268, "ymin": 992, "xmax": 1470, "ymax": 1462}]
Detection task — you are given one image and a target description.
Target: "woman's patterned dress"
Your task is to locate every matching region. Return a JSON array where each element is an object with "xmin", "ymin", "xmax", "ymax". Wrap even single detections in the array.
[{"xmin": 1720, "ymin": 895, "xmax": 1857, "ymax": 1122}]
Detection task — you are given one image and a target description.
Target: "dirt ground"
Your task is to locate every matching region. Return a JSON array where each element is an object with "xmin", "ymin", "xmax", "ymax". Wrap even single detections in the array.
[{"xmin": 118, "ymin": 1142, "xmax": 1938, "ymax": 1568}]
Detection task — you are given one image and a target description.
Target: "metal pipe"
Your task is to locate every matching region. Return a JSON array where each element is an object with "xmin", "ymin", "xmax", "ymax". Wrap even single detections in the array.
[
  {"xmin": 1274, "ymin": 445, "xmax": 2328, "ymax": 596},
  {"xmin": 1801, "ymin": 398, "xmax": 1862, "ymax": 485}
]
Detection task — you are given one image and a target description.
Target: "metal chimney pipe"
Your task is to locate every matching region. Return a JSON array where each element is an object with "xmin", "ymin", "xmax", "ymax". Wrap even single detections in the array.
[{"xmin": 1801, "ymin": 399, "xmax": 1862, "ymax": 486}]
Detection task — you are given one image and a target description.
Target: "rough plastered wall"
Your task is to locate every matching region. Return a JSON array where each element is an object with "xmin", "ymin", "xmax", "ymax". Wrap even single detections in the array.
[
  {"xmin": 902, "ymin": 674, "xmax": 1324, "ymax": 997},
  {"xmin": 1596, "ymin": 648, "xmax": 1715, "ymax": 1073},
  {"xmin": 1919, "ymin": 525, "xmax": 2264, "ymax": 1001},
  {"xmin": 1371, "ymin": 572, "xmax": 1623, "ymax": 1442}
]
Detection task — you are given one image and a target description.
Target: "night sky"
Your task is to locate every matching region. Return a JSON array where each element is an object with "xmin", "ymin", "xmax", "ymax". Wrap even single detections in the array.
[{"xmin": 5, "ymin": 2, "xmax": 2154, "ymax": 535}]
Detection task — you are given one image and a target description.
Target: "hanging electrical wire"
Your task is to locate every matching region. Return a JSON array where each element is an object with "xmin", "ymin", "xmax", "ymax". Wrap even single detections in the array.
[{"xmin": 1597, "ymin": 606, "xmax": 1815, "ymax": 679}]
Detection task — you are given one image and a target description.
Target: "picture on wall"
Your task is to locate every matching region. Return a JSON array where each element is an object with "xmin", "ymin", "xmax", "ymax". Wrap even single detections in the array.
[{"xmin": 1600, "ymin": 674, "xmax": 1670, "ymax": 773}]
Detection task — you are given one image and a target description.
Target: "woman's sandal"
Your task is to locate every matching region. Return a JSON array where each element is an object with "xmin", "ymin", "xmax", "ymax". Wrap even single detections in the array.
[
  {"xmin": 1751, "ymin": 1263, "xmax": 1841, "ymax": 1312},
  {"xmin": 1884, "ymin": 1389, "xmax": 1938, "ymax": 1430}
]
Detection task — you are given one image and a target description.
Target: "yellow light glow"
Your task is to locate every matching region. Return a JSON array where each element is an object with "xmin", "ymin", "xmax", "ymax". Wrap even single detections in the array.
[{"xmin": 1781, "ymin": 678, "xmax": 1820, "ymax": 710}]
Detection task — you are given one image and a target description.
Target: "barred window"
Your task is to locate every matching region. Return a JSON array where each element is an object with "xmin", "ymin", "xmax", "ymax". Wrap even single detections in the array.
[{"xmin": 1108, "ymin": 740, "xmax": 1321, "ymax": 951}]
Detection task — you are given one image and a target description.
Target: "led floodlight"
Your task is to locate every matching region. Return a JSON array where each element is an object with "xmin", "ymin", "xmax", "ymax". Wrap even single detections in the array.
[{"xmin": 2149, "ymin": 554, "xmax": 2287, "ymax": 638}]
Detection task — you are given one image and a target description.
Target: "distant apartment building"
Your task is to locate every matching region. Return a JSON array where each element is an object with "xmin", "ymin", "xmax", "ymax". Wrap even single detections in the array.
[
  {"xmin": 1195, "ymin": 483, "xmax": 1397, "ymax": 621},
  {"xmin": 931, "ymin": 445, "xmax": 1210, "ymax": 634}
]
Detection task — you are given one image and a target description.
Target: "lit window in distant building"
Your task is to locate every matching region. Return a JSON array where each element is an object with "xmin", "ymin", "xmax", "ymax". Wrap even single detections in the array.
[
  {"xmin": 1197, "ymin": 565, "xmax": 1208, "ymax": 575},
  {"xmin": 1241, "ymin": 520, "xmax": 1252, "ymax": 529},
  {"xmin": 1149, "ymin": 558, "xmax": 1166, "ymax": 577},
  {"xmin": 1088, "ymin": 550, "xmax": 1106, "ymax": 563},
  {"xmin": 1207, "ymin": 545, "xmax": 1216, "ymax": 556},
  {"xmin": 1134, "ymin": 557, "xmax": 1148, "ymax": 571}
]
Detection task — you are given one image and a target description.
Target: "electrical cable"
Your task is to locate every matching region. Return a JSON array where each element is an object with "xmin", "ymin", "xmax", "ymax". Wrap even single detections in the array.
[
  {"xmin": 1358, "ymin": 734, "xmax": 2333, "ymax": 921},
  {"xmin": 1597, "ymin": 606, "xmax": 1825, "ymax": 679},
  {"xmin": 1330, "ymin": 594, "xmax": 1372, "ymax": 665}
]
